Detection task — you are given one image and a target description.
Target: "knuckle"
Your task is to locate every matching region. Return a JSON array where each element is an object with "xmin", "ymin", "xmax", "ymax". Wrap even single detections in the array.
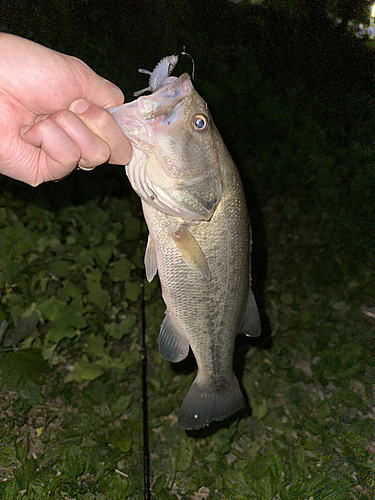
[
  {"xmin": 53, "ymin": 109, "xmax": 74, "ymax": 127},
  {"xmin": 60, "ymin": 141, "xmax": 81, "ymax": 165},
  {"xmin": 70, "ymin": 147, "xmax": 82, "ymax": 164},
  {"xmin": 94, "ymin": 141, "xmax": 111, "ymax": 163},
  {"xmin": 81, "ymin": 140, "xmax": 110, "ymax": 167},
  {"xmin": 95, "ymin": 109, "xmax": 113, "ymax": 130}
]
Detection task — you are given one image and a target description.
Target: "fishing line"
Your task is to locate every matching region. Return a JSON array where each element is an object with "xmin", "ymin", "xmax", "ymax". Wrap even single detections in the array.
[{"xmin": 140, "ymin": 217, "xmax": 151, "ymax": 499}]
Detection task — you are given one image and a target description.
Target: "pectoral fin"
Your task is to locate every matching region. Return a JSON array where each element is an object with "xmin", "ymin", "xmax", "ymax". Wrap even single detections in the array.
[
  {"xmin": 159, "ymin": 313, "xmax": 190, "ymax": 362},
  {"xmin": 241, "ymin": 288, "xmax": 261, "ymax": 337},
  {"xmin": 172, "ymin": 226, "xmax": 211, "ymax": 282},
  {"xmin": 144, "ymin": 234, "xmax": 158, "ymax": 282}
]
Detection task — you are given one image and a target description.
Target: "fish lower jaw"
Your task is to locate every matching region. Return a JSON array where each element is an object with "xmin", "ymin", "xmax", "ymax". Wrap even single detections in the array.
[{"xmin": 178, "ymin": 375, "xmax": 245, "ymax": 430}]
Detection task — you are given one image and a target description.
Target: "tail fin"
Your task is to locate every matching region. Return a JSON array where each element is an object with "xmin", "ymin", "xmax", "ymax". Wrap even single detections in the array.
[{"xmin": 178, "ymin": 375, "xmax": 245, "ymax": 430}]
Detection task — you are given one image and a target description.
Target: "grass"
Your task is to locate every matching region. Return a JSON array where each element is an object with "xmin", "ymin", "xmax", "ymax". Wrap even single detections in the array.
[{"xmin": 0, "ymin": 184, "xmax": 373, "ymax": 499}]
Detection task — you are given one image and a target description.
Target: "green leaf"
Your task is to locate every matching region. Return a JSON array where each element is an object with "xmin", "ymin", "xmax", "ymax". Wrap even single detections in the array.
[
  {"xmin": 38, "ymin": 297, "xmax": 68, "ymax": 322},
  {"xmin": 56, "ymin": 310, "xmax": 87, "ymax": 330},
  {"xmin": 2, "ymin": 312, "xmax": 39, "ymax": 347},
  {"xmin": 89, "ymin": 228, "xmax": 104, "ymax": 246},
  {"xmin": 330, "ymin": 299, "xmax": 351, "ymax": 314},
  {"xmin": 105, "ymin": 231, "xmax": 119, "ymax": 245},
  {"xmin": 108, "ymin": 256, "xmax": 135, "ymax": 281},
  {"xmin": 60, "ymin": 283, "xmax": 84, "ymax": 300},
  {"xmin": 251, "ymin": 399, "xmax": 267, "ymax": 419},
  {"xmin": 0, "ymin": 207, "xmax": 7, "ymax": 222},
  {"xmin": 61, "ymin": 445, "xmax": 86, "ymax": 477},
  {"xmin": 0, "ymin": 350, "xmax": 50, "ymax": 402},
  {"xmin": 86, "ymin": 267, "xmax": 103, "ymax": 287},
  {"xmin": 87, "ymin": 288, "xmax": 111, "ymax": 310},
  {"xmin": 37, "ymin": 236, "xmax": 62, "ymax": 253},
  {"xmin": 105, "ymin": 315, "xmax": 136, "ymax": 339},
  {"xmin": 105, "ymin": 322, "xmax": 125, "ymax": 339},
  {"xmin": 85, "ymin": 268, "xmax": 111, "ymax": 309},
  {"xmin": 120, "ymin": 349, "xmax": 139, "ymax": 369},
  {"xmin": 1, "ymin": 220, "xmax": 35, "ymax": 257},
  {"xmin": 52, "ymin": 260, "xmax": 73, "ymax": 278},
  {"xmin": 123, "ymin": 214, "xmax": 140, "ymax": 239},
  {"xmin": 85, "ymin": 334, "xmax": 106, "ymax": 358},
  {"xmin": 108, "ymin": 428, "xmax": 133, "ymax": 452},
  {"xmin": 75, "ymin": 248, "xmax": 95, "ymax": 267},
  {"xmin": 45, "ymin": 326, "xmax": 77, "ymax": 343},
  {"xmin": 122, "ymin": 314, "xmax": 136, "ymax": 332},
  {"xmin": 94, "ymin": 352, "xmax": 138, "ymax": 371},
  {"xmin": 280, "ymin": 293, "xmax": 293, "ymax": 305},
  {"xmin": 125, "ymin": 282, "xmax": 141, "ymax": 301},
  {"xmin": 77, "ymin": 224, "xmax": 94, "ymax": 247},
  {"xmin": 22, "ymin": 302, "xmax": 42, "ymax": 320},
  {"xmin": 94, "ymin": 246, "xmax": 113, "ymax": 271},
  {"xmin": 110, "ymin": 395, "xmax": 132, "ymax": 417},
  {"xmin": 176, "ymin": 437, "xmax": 194, "ymax": 472},
  {"xmin": 38, "ymin": 298, "xmax": 87, "ymax": 329},
  {"xmin": 66, "ymin": 235, "xmax": 76, "ymax": 245},
  {"xmin": 65, "ymin": 356, "xmax": 104, "ymax": 382},
  {"xmin": 300, "ymin": 309, "xmax": 311, "ymax": 323}
]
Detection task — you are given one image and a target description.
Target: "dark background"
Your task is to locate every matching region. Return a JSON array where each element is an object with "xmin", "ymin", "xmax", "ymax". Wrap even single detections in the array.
[{"xmin": 1, "ymin": 0, "xmax": 374, "ymax": 253}]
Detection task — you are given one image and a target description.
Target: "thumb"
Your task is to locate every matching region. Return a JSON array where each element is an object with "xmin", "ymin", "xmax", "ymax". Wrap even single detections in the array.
[{"xmin": 65, "ymin": 54, "xmax": 125, "ymax": 109}]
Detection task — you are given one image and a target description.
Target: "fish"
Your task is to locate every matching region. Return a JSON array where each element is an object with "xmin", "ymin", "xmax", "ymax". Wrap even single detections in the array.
[{"xmin": 109, "ymin": 58, "xmax": 261, "ymax": 430}]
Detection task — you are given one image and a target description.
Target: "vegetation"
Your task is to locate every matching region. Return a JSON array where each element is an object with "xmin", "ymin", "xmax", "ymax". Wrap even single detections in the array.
[{"xmin": 0, "ymin": 1, "xmax": 374, "ymax": 498}]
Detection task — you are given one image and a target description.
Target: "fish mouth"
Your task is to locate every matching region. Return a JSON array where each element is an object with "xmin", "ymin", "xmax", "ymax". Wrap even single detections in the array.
[
  {"xmin": 110, "ymin": 74, "xmax": 222, "ymax": 221},
  {"xmin": 137, "ymin": 73, "xmax": 193, "ymax": 121},
  {"xmin": 108, "ymin": 73, "xmax": 193, "ymax": 151}
]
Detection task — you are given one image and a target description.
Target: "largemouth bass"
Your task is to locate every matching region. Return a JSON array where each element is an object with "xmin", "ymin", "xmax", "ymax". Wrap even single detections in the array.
[{"xmin": 109, "ymin": 59, "xmax": 261, "ymax": 430}]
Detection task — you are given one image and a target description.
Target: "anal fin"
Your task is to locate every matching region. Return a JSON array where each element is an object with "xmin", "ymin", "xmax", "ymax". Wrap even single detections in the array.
[{"xmin": 158, "ymin": 313, "xmax": 190, "ymax": 362}]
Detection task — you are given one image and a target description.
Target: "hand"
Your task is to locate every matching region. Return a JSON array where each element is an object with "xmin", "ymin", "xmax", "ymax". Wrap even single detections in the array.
[{"xmin": 0, "ymin": 33, "xmax": 132, "ymax": 186}]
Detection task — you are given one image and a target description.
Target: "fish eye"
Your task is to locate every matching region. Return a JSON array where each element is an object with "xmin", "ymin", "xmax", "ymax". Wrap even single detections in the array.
[{"xmin": 192, "ymin": 114, "xmax": 209, "ymax": 132}]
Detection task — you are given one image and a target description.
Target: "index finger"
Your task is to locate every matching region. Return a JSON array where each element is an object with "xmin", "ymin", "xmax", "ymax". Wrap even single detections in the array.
[{"xmin": 69, "ymin": 99, "xmax": 133, "ymax": 165}]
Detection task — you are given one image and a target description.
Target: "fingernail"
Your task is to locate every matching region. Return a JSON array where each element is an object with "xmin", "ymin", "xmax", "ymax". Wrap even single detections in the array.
[
  {"xmin": 109, "ymin": 83, "xmax": 123, "ymax": 99},
  {"xmin": 69, "ymin": 98, "xmax": 90, "ymax": 114},
  {"xmin": 35, "ymin": 114, "xmax": 49, "ymax": 123},
  {"xmin": 102, "ymin": 78, "xmax": 124, "ymax": 100},
  {"xmin": 20, "ymin": 125, "xmax": 30, "ymax": 135}
]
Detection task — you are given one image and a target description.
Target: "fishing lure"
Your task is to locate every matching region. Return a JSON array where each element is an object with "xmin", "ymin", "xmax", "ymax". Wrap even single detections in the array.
[
  {"xmin": 133, "ymin": 51, "xmax": 195, "ymax": 97},
  {"xmin": 134, "ymin": 54, "xmax": 179, "ymax": 96}
]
